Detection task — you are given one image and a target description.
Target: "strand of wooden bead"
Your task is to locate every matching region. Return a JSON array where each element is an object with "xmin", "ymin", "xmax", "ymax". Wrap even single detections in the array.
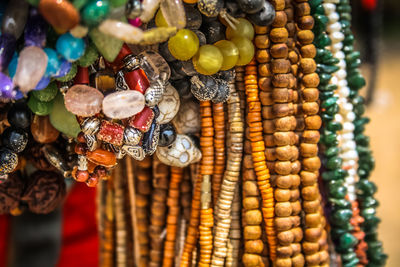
[
  {"xmin": 269, "ymin": 0, "xmax": 305, "ymax": 265},
  {"xmin": 113, "ymin": 161, "xmax": 128, "ymax": 267},
  {"xmin": 294, "ymin": 0, "xmax": 331, "ymax": 266},
  {"xmin": 149, "ymin": 157, "xmax": 169, "ymax": 267},
  {"xmin": 211, "ymin": 91, "xmax": 243, "ymax": 266},
  {"xmin": 244, "ymin": 59, "xmax": 277, "ymax": 262},
  {"xmin": 134, "ymin": 157, "xmax": 152, "ymax": 266},
  {"xmin": 225, "ymin": 183, "xmax": 241, "ymax": 267},
  {"xmin": 199, "ymin": 174, "xmax": 213, "ymax": 267},
  {"xmin": 212, "ymin": 103, "xmax": 226, "ymax": 206},
  {"xmin": 162, "ymin": 166, "xmax": 184, "ymax": 267}
]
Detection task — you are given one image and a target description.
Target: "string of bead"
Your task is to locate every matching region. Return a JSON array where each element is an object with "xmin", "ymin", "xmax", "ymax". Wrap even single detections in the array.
[
  {"xmin": 294, "ymin": 0, "xmax": 331, "ymax": 265},
  {"xmin": 212, "ymin": 102, "xmax": 226, "ymax": 206},
  {"xmin": 199, "ymin": 174, "xmax": 213, "ymax": 266},
  {"xmin": 149, "ymin": 157, "xmax": 169, "ymax": 267},
  {"xmin": 211, "ymin": 90, "xmax": 243, "ymax": 266}
]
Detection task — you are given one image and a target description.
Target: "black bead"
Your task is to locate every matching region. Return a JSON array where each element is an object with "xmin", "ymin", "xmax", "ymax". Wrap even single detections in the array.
[
  {"xmin": 197, "ymin": 0, "xmax": 223, "ymax": 17},
  {"xmin": 152, "ymin": 106, "xmax": 160, "ymax": 119},
  {"xmin": 142, "ymin": 121, "xmax": 160, "ymax": 156},
  {"xmin": 171, "ymin": 78, "xmax": 192, "ymax": 100},
  {"xmin": 7, "ymin": 103, "xmax": 32, "ymax": 129},
  {"xmin": 212, "ymin": 79, "xmax": 231, "ymax": 103},
  {"xmin": 225, "ymin": 0, "xmax": 246, "ymax": 17},
  {"xmin": 158, "ymin": 123, "xmax": 177, "ymax": 147},
  {"xmin": 159, "ymin": 42, "xmax": 176, "ymax": 62},
  {"xmin": 201, "ymin": 20, "xmax": 226, "ymax": 44},
  {"xmin": 193, "ymin": 30, "xmax": 207, "ymax": 46},
  {"xmin": 247, "ymin": 0, "xmax": 275, "ymax": 26},
  {"xmin": 213, "ymin": 69, "xmax": 236, "ymax": 82},
  {"xmin": 1, "ymin": 127, "xmax": 28, "ymax": 153},
  {"xmin": 237, "ymin": 0, "xmax": 265, "ymax": 14},
  {"xmin": 190, "ymin": 75, "xmax": 218, "ymax": 101},
  {"xmin": 0, "ymin": 147, "xmax": 18, "ymax": 174},
  {"xmin": 184, "ymin": 4, "xmax": 202, "ymax": 30}
]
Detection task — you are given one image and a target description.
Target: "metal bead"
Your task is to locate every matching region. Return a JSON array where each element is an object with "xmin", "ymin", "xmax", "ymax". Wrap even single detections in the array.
[
  {"xmin": 42, "ymin": 145, "xmax": 71, "ymax": 178},
  {"xmin": 123, "ymin": 54, "xmax": 141, "ymax": 72},
  {"xmin": 85, "ymin": 134, "xmax": 98, "ymax": 151},
  {"xmin": 122, "ymin": 144, "xmax": 145, "ymax": 160},
  {"xmin": 144, "ymin": 80, "xmax": 165, "ymax": 107},
  {"xmin": 77, "ymin": 155, "xmax": 88, "ymax": 171},
  {"xmin": 81, "ymin": 117, "xmax": 101, "ymax": 135},
  {"xmin": 0, "ymin": 147, "xmax": 18, "ymax": 174},
  {"xmin": 142, "ymin": 120, "xmax": 160, "ymax": 156},
  {"xmin": 105, "ymin": 143, "xmax": 126, "ymax": 159},
  {"xmin": 123, "ymin": 126, "xmax": 142, "ymax": 145},
  {"xmin": 190, "ymin": 75, "xmax": 218, "ymax": 101},
  {"xmin": 116, "ymin": 70, "xmax": 129, "ymax": 91}
]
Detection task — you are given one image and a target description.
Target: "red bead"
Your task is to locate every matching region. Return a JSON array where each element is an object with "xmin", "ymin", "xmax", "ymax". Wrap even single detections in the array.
[
  {"xmin": 97, "ymin": 120, "xmax": 124, "ymax": 146},
  {"xmin": 74, "ymin": 67, "xmax": 90, "ymax": 85},
  {"xmin": 94, "ymin": 165, "xmax": 107, "ymax": 178},
  {"xmin": 75, "ymin": 143, "xmax": 88, "ymax": 155},
  {"xmin": 128, "ymin": 106, "xmax": 154, "ymax": 132},
  {"xmin": 124, "ymin": 69, "xmax": 150, "ymax": 94},
  {"xmin": 86, "ymin": 173, "xmax": 99, "ymax": 187},
  {"xmin": 75, "ymin": 170, "xmax": 89, "ymax": 182},
  {"xmin": 77, "ymin": 132, "xmax": 86, "ymax": 143}
]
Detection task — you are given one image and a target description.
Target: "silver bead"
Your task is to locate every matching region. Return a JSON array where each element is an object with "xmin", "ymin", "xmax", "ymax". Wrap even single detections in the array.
[
  {"xmin": 144, "ymin": 80, "xmax": 165, "ymax": 107},
  {"xmin": 42, "ymin": 145, "xmax": 71, "ymax": 178},
  {"xmin": 81, "ymin": 118, "xmax": 101, "ymax": 135},
  {"xmin": 116, "ymin": 70, "xmax": 129, "ymax": 91},
  {"xmin": 124, "ymin": 126, "xmax": 142, "ymax": 145},
  {"xmin": 85, "ymin": 134, "xmax": 98, "ymax": 151},
  {"xmin": 122, "ymin": 145, "xmax": 145, "ymax": 161},
  {"xmin": 77, "ymin": 155, "xmax": 88, "ymax": 171},
  {"xmin": 123, "ymin": 54, "xmax": 141, "ymax": 72},
  {"xmin": 105, "ymin": 144, "xmax": 126, "ymax": 159}
]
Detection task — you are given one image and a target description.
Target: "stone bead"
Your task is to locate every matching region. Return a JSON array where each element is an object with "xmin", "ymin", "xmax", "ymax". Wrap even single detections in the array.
[
  {"xmin": 248, "ymin": 0, "xmax": 276, "ymax": 26},
  {"xmin": 89, "ymin": 28, "xmax": 123, "ymax": 62},
  {"xmin": 13, "ymin": 46, "xmax": 47, "ymax": 93},
  {"xmin": 172, "ymin": 99, "xmax": 200, "ymax": 134},
  {"xmin": 30, "ymin": 115, "xmax": 60, "ymax": 144},
  {"xmin": 86, "ymin": 148, "xmax": 117, "ymax": 167},
  {"xmin": 24, "ymin": 9, "xmax": 48, "ymax": 48},
  {"xmin": 2, "ymin": 0, "xmax": 29, "ymax": 39},
  {"xmin": 1, "ymin": 127, "xmax": 28, "ymax": 153},
  {"xmin": 56, "ymin": 33, "xmax": 85, "ymax": 62},
  {"xmin": 139, "ymin": 51, "xmax": 171, "ymax": 83},
  {"xmin": 27, "ymin": 96, "xmax": 54, "ymax": 116},
  {"xmin": 0, "ymin": 147, "xmax": 18, "ymax": 174},
  {"xmin": 49, "ymin": 93, "xmax": 81, "ymax": 138},
  {"xmin": 39, "ymin": 0, "xmax": 79, "ymax": 32},
  {"xmin": 160, "ymin": 0, "xmax": 186, "ymax": 29},
  {"xmin": 98, "ymin": 19, "xmax": 143, "ymax": 44},
  {"xmin": 129, "ymin": 106, "xmax": 154, "ymax": 132},
  {"xmin": 102, "ymin": 90, "xmax": 145, "ymax": 119},
  {"xmin": 0, "ymin": 71, "xmax": 15, "ymax": 99},
  {"xmin": 64, "ymin": 85, "xmax": 103, "ymax": 117},
  {"xmin": 156, "ymin": 83, "xmax": 180, "ymax": 124},
  {"xmin": 190, "ymin": 75, "xmax": 218, "ymax": 101}
]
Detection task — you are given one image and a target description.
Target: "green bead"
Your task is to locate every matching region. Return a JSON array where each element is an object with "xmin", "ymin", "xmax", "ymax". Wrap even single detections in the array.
[
  {"xmin": 348, "ymin": 73, "xmax": 366, "ymax": 90},
  {"xmin": 326, "ymin": 146, "xmax": 340, "ymax": 157},
  {"xmin": 321, "ymin": 133, "xmax": 338, "ymax": 146},
  {"xmin": 332, "ymin": 209, "xmax": 353, "ymax": 225},
  {"xmin": 329, "ymin": 182, "xmax": 347, "ymax": 198},
  {"xmin": 339, "ymin": 233, "xmax": 358, "ymax": 250},
  {"xmin": 168, "ymin": 29, "xmax": 199, "ymax": 61},
  {"xmin": 360, "ymin": 196, "xmax": 379, "ymax": 208},
  {"xmin": 192, "ymin": 45, "xmax": 223, "ymax": 75},
  {"xmin": 329, "ymin": 198, "xmax": 351, "ymax": 209},
  {"xmin": 325, "ymin": 104, "xmax": 339, "ymax": 116},
  {"xmin": 320, "ymin": 91, "xmax": 335, "ymax": 101},
  {"xmin": 315, "ymin": 33, "xmax": 331, "ymax": 48},
  {"xmin": 325, "ymin": 57, "xmax": 340, "ymax": 65},
  {"xmin": 28, "ymin": 96, "xmax": 54, "ymax": 116},
  {"xmin": 77, "ymin": 42, "xmax": 99, "ymax": 67},
  {"xmin": 341, "ymin": 252, "xmax": 358, "ymax": 264},
  {"xmin": 321, "ymin": 97, "xmax": 337, "ymax": 108},
  {"xmin": 312, "ymin": 15, "xmax": 328, "ymax": 34},
  {"xmin": 319, "ymin": 84, "xmax": 337, "ymax": 92},
  {"xmin": 31, "ymin": 82, "xmax": 58, "ymax": 102},
  {"xmin": 322, "ymin": 168, "xmax": 347, "ymax": 181},
  {"xmin": 345, "ymin": 51, "xmax": 360, "ymax": 64},
  {"xmin": 319, "ymin": 73, "xmax": 332, "ymax": 85},
  {"xmin": 355, "ymin": 134, "xmax": 369, "ymax": 146},
  {"xmin": 55, "ymin": 63, "xmax": 78, "ymax": 82},
  {"xmin": 109, "ymin": 0, "xmax": 128, "ymax": 7},
  {"xmin": 327, "ymin": 121, "xmax": 343, "ymax": 131},
  {"xmin": 82, "ymin": 0, "xmax": 110, "ymax": 27},
  {"xmin": 326, "ymin": 156, "xmax": 342, "ymax": 170},
  {"xmin": 26, "ymin": 0, "xmax": 40, "ymax": 6},
  {"xmin": 309, "ymin": 0, "xmax": 322, "ymax": 9},
  {"xmin": 357, "ymin": 179, "xmax": 377, "ymax": 196},
  {"xmin": 73, "ymin": 0, "xmax": 89, "ymax": 9},
  {"xmin": 314, "ymin": 4, "xmax": 325, "ymax": 15},
  {"xmin": 90, "ymin": 27, "xmax": 123, "ymax": 62},
  {"xmin": 49, "ymin": 93, "xmax": 81, "ymax": 138},
  {"xmin": 317, "ymin": 64, "xmax": 339, "ymax": 74}
]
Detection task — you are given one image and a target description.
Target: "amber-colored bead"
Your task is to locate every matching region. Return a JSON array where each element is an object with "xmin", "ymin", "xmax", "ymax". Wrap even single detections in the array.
[{"xmin": 86, "ymin": 148, "xmax": 117, "ymax": 167}]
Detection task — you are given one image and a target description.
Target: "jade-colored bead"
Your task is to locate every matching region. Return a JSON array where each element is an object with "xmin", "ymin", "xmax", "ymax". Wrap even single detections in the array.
[
  {"xmin": 213, "ymin": 40, "xmax": 239, "ymax": 70},
  {"xmin": 319, "ymin": 73, "xmax": 332, "ymax": 85},
  {"xmin": 360, "ymin": 196, "xmax": 379, "ymax": 208},
  {"xmin": 326, "ymin": 156, "xmax": 342, "ymax": 170},
  {"xmin": 109, "ymin": 0, "xmax": 128, "ymax": 7},
  {"xmin": 82, "ymin": 0, "xmax": 110, "ymax": 27},
  {"xmin": 341, "ymin": 252, "xmax": 358, "ymax": 264},
  {"xmin": 322, "ymin": 168, "xmax": 347, "ymax": 181},
  {"xmin": 355, "ymin": 134, "xmax": 369, "ymax": 146},
  {"xmin": 345, "ymin": 51, "xmax": 360, "ymax": 63},
  {"xmin": 325, "ymin": 57, "xmax": 340, "ymax": 65},
  {"xmin": 337, "ymin": 4, "xmax": 351, "ymax": 13},
  {"xmin": 77, "ymin": 43, "xmax": 98, "ymax": 67},
  {"xmin": 320, "ymin": 91, "xmax": 334, "ymax": 101},
  {"xmin": 364, "ymin": 216, "xmax": 381, "ymax": 229},
  {"xmin": 348, "ymin": 58, "xmax": 361, "ymax": 69},
  {"xmin": 231, "ymin": 36, "xmax": 255, "ymax": 66},
  {"xmin": 327, "ymin": 121, "xmax": 343, "ymax": 131},
  {"xmin": 348, "ymin": 73, "xmax": 366, "ymax": 90},
  {"xmin": 49, "ymin": 93, "xmax": 81, "ymax": 138},
  {"xmin": 340, "ymin": 13, "xmax": 352, "ymax": 22},
  {"xmin": 192, "ymin": 45, "xmax": 223, "ymax": 75},
  {"xmin": 314, "ymin": 4, "xmax": 325, "ymax": 15},
  {"xmin": 55, "ymin": 63, "xmax": 78, "ymax": 82},
  {"xmin": 331, "ymin": 209, "xmax": 353, "ymax": 225},
  {"xmin": 357, "ymin": 179, "xmax": 377, "ymax": 196},
  {"xmin": 325, "ymin": 104, "xmax": 339, "ymax": 116},
  {"xmin": 89, "ymin": 28, "xmax": 123, "ymax": 62},
  {"xmin": 342, "ymin": 258, "xmax": 359, "ymax": 267},
  {"xmin": 319, "ymin": 84, "xmax": 337, "ymax": 92},
  {"xmin": 312, "ymin": 15, "xmax": 328, "ymax": 34},
  {"xmin": 31, "ymin": 82, "xmax": 58, "ymax": 102},
  {"xmin": 28, "ymin": 96, "xmax": 54, "ymax": 116},
  {"xmin": 329, "ymin": 183, "xmax": 347, "ymax": 199},
  {"xmin": 168, "ymin": 29, "xmax": 199, "ymax": 61},
  {"xmin": 329, "ymin": 198, "xmax": 351, "ymax": 209},
  {"xmin": 321, "ymin": 97, "xmax": 338, "ymax": 108},
  {"xmin": 26, "ymin": 0, "xmax": 40, "ymax": 6},
  {"xmin": 317, "ymin": 64, "xmax": 339, "ymax": 74},
  {"xmin": 326, "ymin": 146, "xmax": 340, "ymax": 157},
  {"xmin": 353, "ymin": 102, "xmax": 365, "ymax": 116},
  {"xmin": 339, "ymin": 233, "xmax": 358, "ymax": 250},
  {"xmin": 226, "ymin": 18, "xmax": 255, "ymax": 41},
  {"xmin": 73, "ymin": 0, "xmax": 89, "ymax": 10},
  {"xmin": 309, "ymin": 0, "xmax": 322, "ymax": 9},
  {"xmin": 315, "ymin": 33, "xmax": 331, "ymax": 47},
  {"xmin": 322, "ymin": 132, "xmax": 338, "ymax": 146},
  {"xmin": 343, "ymin": 45, "xmax": 354, "ymax": 54}
]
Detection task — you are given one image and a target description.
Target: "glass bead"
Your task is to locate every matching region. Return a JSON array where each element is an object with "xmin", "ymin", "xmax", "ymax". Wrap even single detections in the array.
[
  {"xmin": 168, "ymin": 29, "xmax": 199, "ymax": 61},
  {"xmin": 102, "ymin": 90, "xmax": 145, "ymax": 119},
  {"xmin": 7, "ymin": 103, "xmax": 32, "ymax": 129},
  {"xmin": 56, "ymin": 33, "xmax": 85, "ymax": 62},
  {"xmin": 64, "ymin": 84, "xmax": 103, "ymax": 117},
  {"xmin": 160, "ymin": 0, "xmax": 186, "ymax": 29},
  {"xmin": 155, "ymin": 9, "xmax": 168, "ymax": 27},
  {"xmin": 2, "ymin": 0, "xmax": 29, "ymax": 39},
  {"xmin": 139, "ymin": 51, "xmax": 171, "ymax": 83},
  {"xmin": 158, "ymin": 123, "xmax": 176, "ymax": 147},
  {"xmin": 30, "ymin": 115, "xmax": 60, "ymax": 144},
  {"xmin": 98, "ymin": 19, "xmax": 144, "ymax": 44},
  {"xmin": 7, "ymin": 53, "xmax": 18, "ymax": 79},
  {"xmin": 34, "ymin": 76, "xmax": 51, "ymax": 90},
  {"xmin": 192, "ymin": 44, "xmax": 223, "ymax": 75},
  {"xmin": 124, "ymin": 68, "xmax": 150, "ymax": 93},
  {"xmin": 226, "ymin": 18, "xmax": 254, "ymax": 40},
  {"xmin": 82, "ymin": 0, "xmax": 110, "ymax": 27},
  {"xmin": 1, "ymin": 127, "xmax": 28, "ymax": 153},
  {"xmin": 214, "ymin": 40, "xmax": 239, "ymax": 71},
  {"xmin": 89, "ymin": 28, "xmax": 124, "ymax": 62},
  {"xmin": 38, "ymin": 0, "xmax": 79, "ymax": 32},
  {"xmin": 231, "ymin": 36, "xmax": 255, "ymax": 66}
]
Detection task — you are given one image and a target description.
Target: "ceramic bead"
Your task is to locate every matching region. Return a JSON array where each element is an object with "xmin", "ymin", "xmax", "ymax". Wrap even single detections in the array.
[{"xmin": 156, "ymin": 83, "xmax": 180, "ymax": 124}]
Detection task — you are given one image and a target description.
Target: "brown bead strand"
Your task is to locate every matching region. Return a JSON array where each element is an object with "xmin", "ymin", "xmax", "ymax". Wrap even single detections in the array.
[
  {"xmin": 134, "ymin": 157, "xmax": 153, "ymax": 267},
  {"xmin": 226, "ymin": 184, "xmax": 241, "ymax": 267},
  {"xmin": 162, "ymin": 166, "xmax": 184, "ymax": 267},
  {"xmin": 212, "ymin": 102, "xmax": 226, "ymax": 206},
  {"xmin": 245, "ymin": 59, "xmax": 278, "ymax": 262},
  {"xmin": 149, "ymin": 157, "xmax": 169, "ymax": 267},
  {"xmin": 211, "ymin": 90, "xmax": 243, "ymax": 266},
  {"xmin": 199, "ymin": 174, "xmax": 213, "ymax": 267},
  {"xmin": 293, "ymin": 0, "xmax": 330, "ymax": 265}
]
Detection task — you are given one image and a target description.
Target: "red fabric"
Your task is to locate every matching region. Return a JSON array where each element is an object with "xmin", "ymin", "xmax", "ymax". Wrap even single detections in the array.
[
  {"xmin": 0, "ymin": 215, "xmax": 10, "ymax": 267},
  {"xmin": 362, "ymin": 0, "xmax": 377, "ymax": 10},
  {"xmin": 57, "ymin": 183, "xmax": 99, "ymax": 267}
]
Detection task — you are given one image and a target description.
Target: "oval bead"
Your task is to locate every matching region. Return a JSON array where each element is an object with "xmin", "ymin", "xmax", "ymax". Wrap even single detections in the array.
[
  {"xmin": 38, "ymin": 0, "xmax": 79, "ymax": 32},
  {"xmin": 86, "ymin": 148, "xmax": 117, "ymax": 167},
  {"xmin": 2, "ymin": 0, "xmax": 29, "ymax": 39},
  {"xmin": 0, "ymin": 71, "xmax": 15, "ymax": 99},
  {"xmin": 31, "ymin": 115, "xmax": 60, "ymax": 144},
  {"xmin": 64, "ymin": 85, "xmax": 104, "ymax": 117},
  {"xmin": 160, "ymin": 0, "xmax": 186, "ymax": 29},
  {"xmin": 98, "ymin": 19, "xmax": 144, "ymax": 44},
  {"xmin": 13, "ymin": 46, "xmax": 48, "ymax": 93},
  {"xmin": 56, "ymin": 33, "xmax": 85, "ymax": 62},
  {"xmin": 102, "ymin": 90, "xmax": 145, "ymax": 119},
  {"xmin": 49, "ymin": 93, "xmax": 81, "ymax": 137},
  {"xmin": 157, "ymin": 83, "xmax": 180, "ymax": 124}
]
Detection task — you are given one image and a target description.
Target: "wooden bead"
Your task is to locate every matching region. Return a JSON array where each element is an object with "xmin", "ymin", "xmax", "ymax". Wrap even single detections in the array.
[
  {"xmin": 272, "ymin": 11, "xmax": 288, "ymax": 27},
  {"xmin": 300, "ymin": 44, "xmax": 316, "ymax": 58},
  {"xmin": 270, "ymin": 28, "xmax": 289, "ymax": 43}
]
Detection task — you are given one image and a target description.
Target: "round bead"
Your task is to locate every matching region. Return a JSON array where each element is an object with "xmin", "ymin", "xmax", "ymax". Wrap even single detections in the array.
[
  {"xmin": 226, "ymin": 18, "xmax": 255, "ymax": 40},
  {"xmin": 82, "ymin": 0, "xmax": 110, "ymax": 27},
  {"xmin": 190, "ymin": 75, "xmax": 218, "ymax": 101},
  {"xmin": 0, "ymin": 147, "xmax": 18, "ymax": 174},
  {"xmin": 237, "ymin": 0, "xmax": 264, "ymax": 14},
  {"xmin": 43, "ymin": 48, "xmax": 61, "ymax": 77},
  {"xmin": 212, "ymin": 79, "xmax": 231, "ymax": 103},
  {"xmin": 192, "ymin": 44, "xmax": 223, "ymax": 75},
  {"xmin": 231, "ymin": 36, "xmax": 255, "ymax": 66},
  {"xmin": 168, "ymin": 29, "xmax": 199, "ymax": 61},
  {"xmin": 31, "ymin": 82, "xmax": 58, "ymax": 102},
  {"xmin": 248, "ymin": 0, "xmax": 275, "ymax": 26},
  {"xmin": 213, "ymin": 40, "xmax": 239, "ymax": 71},
  {"xmin": 56, "ymin": 33, "xmax": 85, "ymax": 62},
  {"xmin": 7, "ymin": 103, "xmax": 32, "ymax": 129},
  {"xmin": 1, "ymin": 127, "xmax": 28, "ymax": 153},
  {"xmin": 158, "ymin": 123, "xmax": 176, "ymax": 147}
]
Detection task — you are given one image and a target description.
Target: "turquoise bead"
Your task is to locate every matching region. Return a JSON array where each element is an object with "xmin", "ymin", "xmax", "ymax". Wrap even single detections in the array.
[
  {"xmin": 8, "ymin": 54, "xmax": 18, "ymax": 78},
  {"xmin": 56, "ymin": 33, "xmax": 86, "ymax": 62},
  {"xmin": 339, "ymin": 233, "xmax": 358, "ymax": 250},
  {"xmin": 43, "ymin": 48, "xmax": 61, "ymax": 77},
  {"xmin": 82, "ymin": 0, "xmax": 110, "ymax": 27}
]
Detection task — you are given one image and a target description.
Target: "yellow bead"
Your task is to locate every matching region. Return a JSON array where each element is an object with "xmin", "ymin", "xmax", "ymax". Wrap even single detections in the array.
[
  {"xmin": 192, "ymin": 45, "xmax": 223, "ymax": 75},
  {"xmin": 155, "ymin": 9, "xmax": 168, "ymax": 27},
  {"xmin": 168, "ymin": 29, "xmax": 199, "ymax": 60},
  {"xmin": 231, "ymin": 37, "xmax": 255, "ymax": 66},
  {"xmin": 214, "ymin": 40, "xmax": 239, "ymax": 70},
  {"xmin": 226, "ymin": 18, "xmax": 255, "ymax": 40}
]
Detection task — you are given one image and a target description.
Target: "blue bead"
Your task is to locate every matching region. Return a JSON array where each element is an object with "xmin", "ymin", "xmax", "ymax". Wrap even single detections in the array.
[
  {"xmin": 14, "ymin": 90, "xmax": 23, "ymax": 100},
  {"xmin": 34, "ymin": 75, "xmax": 51, "ymax": 90},
  {"xmin": 0, "ymin": 71, "xmax": 14, "ymax": 99},
  {"xmin": 44, "ymin": 48, "xmax": 61, "ymax": 77},
  {"xmin": 56, "ymin": 33, "xmax": 86, "ymax": 62},
  {"xmin": 7, "ymin": 53, "xmax": 18, "ymax": 78},
  {"xmin": 53, "ymin": 59, "xmax": 72, "ymax": 78}
]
